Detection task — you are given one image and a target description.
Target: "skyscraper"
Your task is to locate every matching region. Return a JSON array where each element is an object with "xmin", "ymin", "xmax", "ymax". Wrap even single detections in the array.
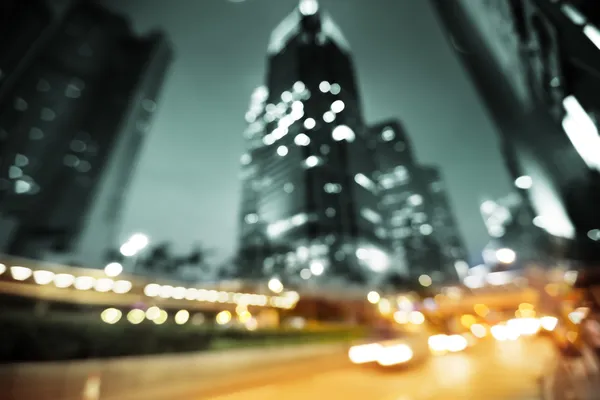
[
  {"xmin": 237, "ymin": 0, "xmax": 390, "ymax": 285},
  {"xmin": 431, "ymin": 0, "xmax": 600, "ymax": 262},
  {"xmin": 0, "ymin": 2, "xmax": 173, "ymax": 268},
  {"xmin": 419, "ymin": 165, "xmax": 469, "ymax": 281}
]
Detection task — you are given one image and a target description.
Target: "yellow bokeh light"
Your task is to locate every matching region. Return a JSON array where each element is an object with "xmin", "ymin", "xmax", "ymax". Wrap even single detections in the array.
[
  {"xmin": 153, "ymin": 310, "xmax": 168, "ymax": 325},
  {"xmin": 175, "ymin": 310, "xmax": 190, "ymax": 325},
  {"xmin": 127, "ymin": 309, "xmax": 145, "ymax": 324},
  {"xmin": 460, "ymin": 314, "xmax": 477, "ymax": 328},
  {"xmin": 418, "ymin": 274, "xmax": 432, "ymax": 287},
  {"xmin": 101, "ymin": 308, "xmax": 122, "ymax": 324},
  {"xmin": 378, "ymin": 298, "xmax": 392, "ymax": 315},
  {"xmin": 519, "ymin": 303, "xmax": 534, "ymax": 311},
  {"xmin": 238, "ymin": 310, "xmax": 252, "ymax": 323},
  {"xmin": 216, "ymin": 310, "xmax": 232, "ymax": 325},
  {"xmin": 474, "ymin": 304, "xmax": 489, "ymax": 317},
  {"xmin": 409, "ymin": 311, "xmax": 425, "ymax": 325},
  {"xmin": 146, "ymin": 306, "xmax": 161, "ymax": 320},
  {"xmin": 367, "ymin": 291, "xmax": 380, "ymax": 304}
]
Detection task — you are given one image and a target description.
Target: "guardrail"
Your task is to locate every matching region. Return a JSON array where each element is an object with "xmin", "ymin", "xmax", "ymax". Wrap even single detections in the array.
[{"xmin": 0, "ymin": 341, "xmax": 351, "ymax": 400}]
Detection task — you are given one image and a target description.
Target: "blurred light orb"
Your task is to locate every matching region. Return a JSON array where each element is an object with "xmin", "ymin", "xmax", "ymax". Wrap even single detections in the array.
[
  {"xmin": 277, "ymin": 145, "xmax": 288, "ymax": 156},
  {"xmin": 496, "ymin": 248, "xmax": 516, "ymax": 264},
  {"xmin": 515, "ymin": 175, "xmax": 533, "ymax": 189},
  {"xmin": 216, "ymin": 310, "xmax": 232, "ymax": 325},
  {"xmin": 418, "ymin": 274, "xmax": 432, "ymax": 287},
  {"xmin": 101, "ymin": 308, "xmax": 122, "ymax": 324},
  {"xmin": 299, "ymin": 0, "xmax": 319, "ymax": 15},
  {"xmin": 268, "ymin": 277, "xmax": 284, "ymax": 293},
  {"xmin": 367, "ymin": 291, "xmax": 380, "ymax": 304},
  {"xmin": 104, "ymin": 262, "xmax": 123, "ymax": 277},
  {"xmin": 310, "ymin": 260, "xmax": 325, "ymax": 276}
]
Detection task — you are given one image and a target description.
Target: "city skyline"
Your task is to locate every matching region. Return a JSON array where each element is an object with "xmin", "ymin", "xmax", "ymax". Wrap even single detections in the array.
[{"xmin": 102, "ymin": 0, "xmax": 514, "ymax": 263}]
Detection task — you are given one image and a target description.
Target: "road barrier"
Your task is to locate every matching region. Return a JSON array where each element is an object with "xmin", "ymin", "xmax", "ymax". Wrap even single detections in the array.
[{"xmin": 0, "ymin": 341, "xmax": 350, "ymax": 400}]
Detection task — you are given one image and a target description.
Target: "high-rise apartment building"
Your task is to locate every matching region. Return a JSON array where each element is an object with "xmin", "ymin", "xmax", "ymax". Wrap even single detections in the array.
[
  {"xmin": 238, "ymin": 0, "xmax": 391, "ymax": 285},
  {"xmin": 0, "ymin": 1, "xmax": 173, "ymax": 268},
  {"xmin": 419, "ymin": 166, "xmax": 469, "ymax": 280},
  {"xmin": 236, "ymin": 0, "xmax": 467, "ymax": 286},
  {"xmin": 431, "ymin": 0, "xmax": 600, "ymax": 262}
]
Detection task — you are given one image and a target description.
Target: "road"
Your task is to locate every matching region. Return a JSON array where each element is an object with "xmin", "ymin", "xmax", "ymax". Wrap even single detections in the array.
[{"xmin": 207, "ymin": 337, "xmax": 556, "ymax": 400}]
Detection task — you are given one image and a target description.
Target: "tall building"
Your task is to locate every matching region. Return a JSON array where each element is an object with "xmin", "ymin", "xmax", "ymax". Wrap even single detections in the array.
[
  {"xmin": 419, "ymin": 165, "xmax": 469, "ymax": 281},
  {"xmin": 0, "ymin": 2, "xmax": 173, "ymax": 268},
  {"xmin": 237, "ymin": 0, "xmax": 391, "ymax": 286},
  {"xmin": 431, "ymin": 0, "xmax": 600, "ymax": 263},
  {"xmin": 480, "ymin": 193, "xmax": 551, "ymax": 270}
]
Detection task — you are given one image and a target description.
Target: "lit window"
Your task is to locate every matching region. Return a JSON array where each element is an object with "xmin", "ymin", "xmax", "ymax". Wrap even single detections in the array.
[
  {"xmin": 332, "ymin": 125, "xmax": 355, "ymax": 142},
  {"xmin": 77, "ymin": 160, "xmax": 91, "ymax": 173},
  {"xmin": 281, "ymin": 91, "xmax": 293, "ymax": 102},
  {"xmin": 319, "ymin": 81, "xmax": 331, "ymax": 93},
  {"xmin": 284, "ymin": 183, "xmax": 295, "ymax": 193},
  {"xmin": 304, "ymin": 118, "xmax": 316, "ymax": 129},
  {"xmin": 277, "ymin": 145, "xmax": 288, "ymax": 156},
  {"xmin": 331, "ymin": 100, "xmax": 345, "ymax": 113},
  {"xmin": 70, "ymin": 140, "xmax": 86, "ymax": 152},
  {"xmin": 142, "ymin": 99, "xmax": 157, "ymax": 112},
  {"xmin": 15, "ymin": 154, "xmax": 28, "ymax": 167},
  {"xmin": 64, "ymin": 154, "xmax": 79, "ymax": 167},
  {"xmin": 324, "ymin": 183, "xmax": 342, "ymax": 193},
  {"xmin": 293, "ymin": 81, "xmax": 305, "ymax": 92},
  {"xmin": 419, "ymin": 224, "xmax": 433, "ymax": 235},
  {"xmin": 354, "ymin": 173, "xmax": 377, "ymax": 193},
  {"xmin": 304, "ymin": 155, "xmax": 322, "ymax": 168},
  {"xmin": 325, "ymin": 208, "xmax": 336, "ymax": 217},
  {"xmin": 323, "ymin": 111, "xmax": 335, "ymax": 123},
  {"xmin": 382, "ymin": 127, "xmax": 395, "ymax": 141},
  {"xmin": 408, "ymin": 194, "xmax": 423, "ymax": 206},
  {"xmin": 8, "ymin": 166, "xmax": 22, "ymax": 179},
  {"xmin": 252, "ymin": 86, "xmax": 269, "ymax": 102},
  {"xmin": 245, "ymin": 112, "xmax": 256, "ymax": 123},
  {"xmin": 294, "ymin": 133, "xmax": 310, "ymax": 146},
  {"xmin": 245, "ymin": 213, "xmax": 259, "ymax": 224},
  {"xmin": 361, "ymin": 208, "xmax": 382, "ymax": 224},
  {"xmin": 14, "ymin": 97, "xmax": 27, "ymax": 111},
  {"xmin": 263, "ymin": 134, "xmax": 275, "ymax": 145},
  {"xmin": 330, "ymin": 83, "xmax": 341, "ymax": 95},
  {"xmin": 240, "ymin": 154, "xmax": 252, "ymax": 165},
  {"xmin": 299, "ymin": 0, "xmax": 319, "ymax": 16}
]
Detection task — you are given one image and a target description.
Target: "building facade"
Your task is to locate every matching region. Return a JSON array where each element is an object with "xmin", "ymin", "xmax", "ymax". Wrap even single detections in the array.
[
  {"xmin": 0, "ymin": 2, "xmax": 173, "ymax": 268},
  {"xmin": 237, "ymin": 0, "xmax": 392, "ymax": 286},
  {"xmin": 419, "ymin": 165, "xmax": 469, "ymax": 281},
  {"xmin": 431, "ymin": 0, "xmax": 600, "ymax": 263},
  {"xmin": 236, "ymin": 0, "xmax": 466, "ymax": 287}
]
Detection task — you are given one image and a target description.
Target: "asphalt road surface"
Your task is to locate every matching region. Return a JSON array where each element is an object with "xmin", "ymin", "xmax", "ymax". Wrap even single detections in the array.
[{"xmin": 206, "ymin": 337, "xmax": 556, "ymax": 400}]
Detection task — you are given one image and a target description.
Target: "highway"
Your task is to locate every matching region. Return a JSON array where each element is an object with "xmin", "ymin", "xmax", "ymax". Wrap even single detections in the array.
[{"xmin": 207, "ymin": 337, "xmax": 556, "ymax": 400}]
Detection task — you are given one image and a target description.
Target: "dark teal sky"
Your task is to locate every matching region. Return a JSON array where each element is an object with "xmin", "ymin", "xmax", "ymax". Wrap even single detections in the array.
[{"xmin": 103, "ymin": 0, "xmax": 513, "ymax": 263}]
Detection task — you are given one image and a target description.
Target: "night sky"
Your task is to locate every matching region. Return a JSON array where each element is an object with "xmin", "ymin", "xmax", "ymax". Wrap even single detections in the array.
[{"xmin": 102, "ymin": 0, "xmax": 513, "ymax": 264}]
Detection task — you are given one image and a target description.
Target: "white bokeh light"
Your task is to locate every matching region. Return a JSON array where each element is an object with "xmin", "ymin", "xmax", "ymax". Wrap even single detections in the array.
[
  {"xmin": 299, "ymin": 0, "xmax": 319, "ymax": 16},
  {"xmin": 277, "ymin": 145, "xmax": 289, "ymax": 156}
]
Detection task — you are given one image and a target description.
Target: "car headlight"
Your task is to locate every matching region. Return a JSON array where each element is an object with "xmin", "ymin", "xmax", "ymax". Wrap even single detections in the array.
[
  {"xmin": 348, "ymin": 343, "xmax": 383, "ymax": 364},
  {"xmin": 377, "ymin": 344, "xmax": 413, "ymax": 366}
]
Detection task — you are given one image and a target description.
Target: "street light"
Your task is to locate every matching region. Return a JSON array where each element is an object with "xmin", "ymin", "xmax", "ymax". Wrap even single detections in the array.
[
  {"xmin": 119, "ymin": 233, "xmax": 150, "ymax": 275},
  {"xmin": 104, "ymin": 262, "xmax": 123, "ymax": 278},
  {"xmin": 496, "ymin": 248, "xmax": 516, "ymax": 264},
  {"xmin": 268, "ymin": 277, "xmax": 284, "ymax": 294},
  {"xmin": 120, "ymin": 233, "xmax": 149, "ymax": 257}
]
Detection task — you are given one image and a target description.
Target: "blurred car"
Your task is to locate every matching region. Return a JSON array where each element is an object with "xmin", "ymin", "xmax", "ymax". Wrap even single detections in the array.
[{"xmin": 348, "ymin": 322, "xmax": 430, "ymax": 367}]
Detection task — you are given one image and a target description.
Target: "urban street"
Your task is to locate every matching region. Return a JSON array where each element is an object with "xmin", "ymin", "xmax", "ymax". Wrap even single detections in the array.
[{"xmin": 208, "ymin": 337, "xmax": 555, "ymax": 400}]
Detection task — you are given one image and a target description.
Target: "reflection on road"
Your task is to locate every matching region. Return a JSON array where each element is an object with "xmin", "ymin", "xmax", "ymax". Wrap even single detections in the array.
[{"xmin": 207, "ymin": 337, "xmax": 555, "ymax": 400}]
